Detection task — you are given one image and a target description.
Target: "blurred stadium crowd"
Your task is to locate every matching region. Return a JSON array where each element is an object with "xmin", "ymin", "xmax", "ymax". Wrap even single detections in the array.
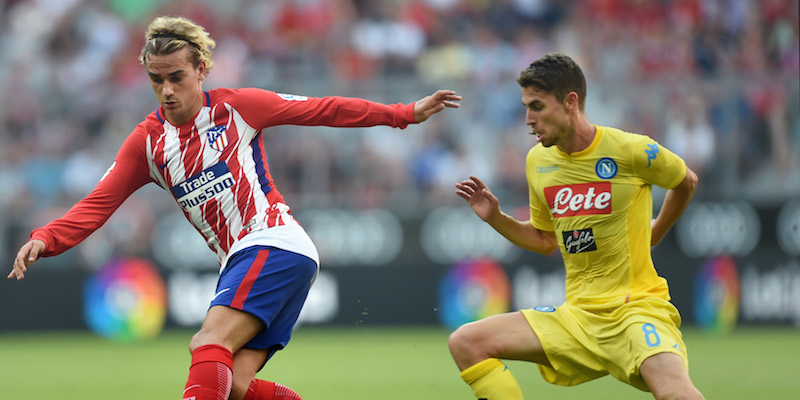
[{"xmin": 0, "ymin": 0, "xmax": 798, "ymax": 267}]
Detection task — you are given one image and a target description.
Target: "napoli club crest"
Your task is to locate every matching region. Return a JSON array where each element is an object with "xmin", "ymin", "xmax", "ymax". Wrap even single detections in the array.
[
  {"xmin": 595, "ymin": 157, "xmax": 617, "ymax": 179},
  {"xmin": 207, "ymin": 125, "xmax": 229, "ymax": 152}
]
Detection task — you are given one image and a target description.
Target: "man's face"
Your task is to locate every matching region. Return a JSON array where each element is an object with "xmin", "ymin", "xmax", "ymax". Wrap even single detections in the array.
[
  {"xmin": 520, "ymin": 85, "xmax": 571, "ymax": 148},
  {"xmin": 146, "ymin": 47, "xmax": 206, "ymax": 125}
]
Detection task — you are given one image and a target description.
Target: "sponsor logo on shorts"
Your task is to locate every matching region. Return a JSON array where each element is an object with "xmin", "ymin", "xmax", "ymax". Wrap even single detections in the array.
[
  {"xmin": 563, "ymin": 228, "xmax": 598, "ymax": 253},
  {"xmin": 211, "ymin": 288, "xmax": 231, "ymax": 302},
  {"xmin": 534, "ymin": 306, "xmax": 556, "ymax": 312},
  {"xmin": 545, "ymin": 182, "xmax": 612, "ymax": 218},
  {"xmin": 171, "ymin": 162, "xmax": 235, "ymax": 211}
]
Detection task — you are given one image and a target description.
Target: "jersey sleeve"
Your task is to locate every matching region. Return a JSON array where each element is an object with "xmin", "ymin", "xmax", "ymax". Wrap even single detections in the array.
[
  {"xmin": 227, "ymin": 88, "xmax": 417, "ymax": 129},
  {"xmin": 526, "ymin": 148, "xmax": 554, "ymax": 231},
  {"xmin": 632, "ymin": 136, "xmax": 687, "ymax": 190},
  {"xmin": 30, "ymin": 128, "xmax": 154, "ymax": 257}
]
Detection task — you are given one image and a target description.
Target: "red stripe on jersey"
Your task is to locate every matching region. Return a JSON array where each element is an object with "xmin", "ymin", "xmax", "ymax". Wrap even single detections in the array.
[
  {"xmin": 217, "ymin": 205, "xmax": 232, "ymax": 254},
  {"xmin": 235, "ymin": 180, "xmax": 257, "ymax": 230},
  {"xmin": 277, "ymin": 210, "xmax": 286, "ymax": 226},
  {"xmin": 267, "ymin": 207, "xmax": 278, "ymax": 227},
  {"xmin": 181, "ymin": 126, "xmax": 205, "ymax": 178},
  {"xmin": 201, "ymin": 198, "xmax": 230, "ymax": 254},
  {"xmin": 230, "ymin": 248, "xmax": 270, "ymax": 309},
  {"xmin": 152, "ymin": 131, "xmax": 173, "ymax": 185}
]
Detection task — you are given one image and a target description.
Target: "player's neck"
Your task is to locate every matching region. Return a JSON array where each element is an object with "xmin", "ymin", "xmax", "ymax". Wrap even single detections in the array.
[{"xmin": 558, "ymin": 119, "xmax": 596, "ymax": 155}]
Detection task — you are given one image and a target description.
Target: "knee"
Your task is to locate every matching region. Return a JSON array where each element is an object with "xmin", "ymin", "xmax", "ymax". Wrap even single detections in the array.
[
  {"xmin": 448, "ymin": 322, "xmax": 488, "ymax": 368},
  {"xmin": 189, "ymin": 329, "xmax": 214, "ymax": 354},
  {"xmin": 447, "ymin": 324, "xmax": 472, "ymax": 356}
]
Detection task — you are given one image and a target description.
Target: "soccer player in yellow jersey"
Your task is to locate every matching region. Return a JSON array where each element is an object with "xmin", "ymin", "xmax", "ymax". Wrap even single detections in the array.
[{"xmin": 450, "ymin": 53, "xmax": 704, "ymax": 399}]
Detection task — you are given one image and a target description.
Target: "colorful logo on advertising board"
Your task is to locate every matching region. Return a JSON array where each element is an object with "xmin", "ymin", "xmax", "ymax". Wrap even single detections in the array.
[
  {"xmin": 83, "ymin": 258, "xmax": 167, "ymax": 341},
  {"xmin": 438, "ymin": 258, "xmax": 511, "ymax": 331},
  {"xmin": 694, "ymin": 256, "xmax": 740, "ymax": 333}
]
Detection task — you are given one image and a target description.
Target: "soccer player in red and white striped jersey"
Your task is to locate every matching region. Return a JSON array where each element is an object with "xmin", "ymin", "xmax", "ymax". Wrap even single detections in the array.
[{"xmin": 9, "ymin": 15, "xmax": 460, "ymax": 400}]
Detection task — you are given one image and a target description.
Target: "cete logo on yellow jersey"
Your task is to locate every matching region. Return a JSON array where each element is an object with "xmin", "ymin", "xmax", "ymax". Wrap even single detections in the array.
[{"xmin": 545, "ymin": 182, "xmax": 612, "ymax": 218}]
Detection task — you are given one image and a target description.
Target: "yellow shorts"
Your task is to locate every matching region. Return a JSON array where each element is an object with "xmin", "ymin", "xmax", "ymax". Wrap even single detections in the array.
[{"xmin": 520, "ymin": 297, "xmax": 689, "ymax": 392}]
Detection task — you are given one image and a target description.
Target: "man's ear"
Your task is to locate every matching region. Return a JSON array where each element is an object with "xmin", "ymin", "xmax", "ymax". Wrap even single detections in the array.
[
  {"xmin": 565, "ymin": 92, "xmax": 579, "ymax": 112},
  {"xmin": 198, "ymin": 60, "xmax": 207, "ymax": 81}
]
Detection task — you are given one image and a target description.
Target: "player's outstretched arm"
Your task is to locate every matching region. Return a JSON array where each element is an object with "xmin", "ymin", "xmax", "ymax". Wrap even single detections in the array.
[
  {"xmin": 455, "ymin": 176, "xmax": 557, "ymax": 255},
  {"xmin": 652, "ymin": 166, "xmax": 698, "ymax": 246},
  {"xmin": 414, "ymin": 89, "xmax": 461, "ymax": 123},
  {"xmin": 8, "ymin": 239, "xmax": 45, "ymax": 281}
]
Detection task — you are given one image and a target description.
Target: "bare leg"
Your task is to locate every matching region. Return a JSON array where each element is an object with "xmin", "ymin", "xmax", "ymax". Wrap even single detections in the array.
[
  {"xmin": 640, "ymin": 352, "xmax": 704, "ymax": 400},
  {"xmin": 229, "ymin": 348, "xmax": 269, "ymax": 400},
  {"xmin": 183, "ymin": 305, "xmax": 265, "ymax": 400},
  {"xmin": 448, "ymin": 311, "xmax": 551, "ymax": 370},
  {"xmin": 190, "ymin": 305, "xmax": 265, "ymax": 354}
]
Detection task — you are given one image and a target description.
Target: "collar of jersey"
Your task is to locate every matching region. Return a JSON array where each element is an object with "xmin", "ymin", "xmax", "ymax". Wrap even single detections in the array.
[{"xmin": 555, "ymin": 125, "xmax": 603, "ymax": 158}]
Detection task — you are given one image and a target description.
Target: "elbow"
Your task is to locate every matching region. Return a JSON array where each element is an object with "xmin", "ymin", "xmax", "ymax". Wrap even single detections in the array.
[
  {"xmin": 685, "ymin": 167, "xmax": 699, "ymax": 195},
  {"xmin": 531, "ymin": 237, "xmax": 558, "ymax": 255},
  {"xmin": 520, "ymin": 223, "xmax": 558, "ymax": 255},
  {"xmin": 534, "ymin": 247, "xmax": 558, "ymax": 256},
  {"xmin": 541, "ymin": 243, "xmax": 559, "ymax": 255},
  {"xmin": 531, "ymin": 227, "xmax": 558, "ymax": 255}
]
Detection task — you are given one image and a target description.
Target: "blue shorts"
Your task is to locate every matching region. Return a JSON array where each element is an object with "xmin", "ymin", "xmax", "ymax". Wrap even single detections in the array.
[{"xmin": 210, "ymin": 245, "xmax": 318, "ymax": 353}]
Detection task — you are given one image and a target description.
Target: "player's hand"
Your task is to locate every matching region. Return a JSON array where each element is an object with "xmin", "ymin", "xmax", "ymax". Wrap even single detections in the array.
[
  {"xmin": 8, "ymin": 239, "xmax": 45, "ymax": 281},
  {"xmin": 414, "ymin": 89, "xmax": 461, "ymax": 123},
  {"xmin": 455, "ymin": 176, "xmax": 500, "ymax": 223}
]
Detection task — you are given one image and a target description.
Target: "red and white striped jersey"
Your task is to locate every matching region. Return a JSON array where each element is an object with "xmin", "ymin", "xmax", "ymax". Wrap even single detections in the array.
[{"xmin": 31, "ymin": 87, "xmax": 417, "ymax": 271}]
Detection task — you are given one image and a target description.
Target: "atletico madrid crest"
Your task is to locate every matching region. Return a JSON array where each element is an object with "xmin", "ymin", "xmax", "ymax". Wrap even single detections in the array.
[{"xmin": 207, "ymin": 125, "xmax": 228, "ymax": 152}]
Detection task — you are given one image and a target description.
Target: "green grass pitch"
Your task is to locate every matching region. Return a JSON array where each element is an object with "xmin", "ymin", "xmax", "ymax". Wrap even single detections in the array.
[{"xmin": 1, "ymin": 326, "xmax": 798, "ymax": 399}]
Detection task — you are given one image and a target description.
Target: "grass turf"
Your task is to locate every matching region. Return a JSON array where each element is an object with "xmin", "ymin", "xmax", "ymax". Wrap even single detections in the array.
[{"xmin": 0, "ymin": 326, "xmax": 797, "ymax": 399}]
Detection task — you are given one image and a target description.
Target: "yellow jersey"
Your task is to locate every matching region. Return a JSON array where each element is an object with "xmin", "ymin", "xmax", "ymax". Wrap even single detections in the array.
[{"xmin": 527, "ymin": 125, "xmax": 687, "ymax": 307}]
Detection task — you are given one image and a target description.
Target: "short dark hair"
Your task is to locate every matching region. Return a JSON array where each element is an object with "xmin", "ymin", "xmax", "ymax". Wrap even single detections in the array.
[{"xmin": 517, "ymin": 53, "xmax": 587, "ymax": 110}]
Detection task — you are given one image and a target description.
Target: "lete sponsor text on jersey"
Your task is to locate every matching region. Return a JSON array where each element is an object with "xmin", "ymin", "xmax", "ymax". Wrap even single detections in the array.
[{"xmin": 544, "ymin": 182, "xmax": 612, "ymax": 217}]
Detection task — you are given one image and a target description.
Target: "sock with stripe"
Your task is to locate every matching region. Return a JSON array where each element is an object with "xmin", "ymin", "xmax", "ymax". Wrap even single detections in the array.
[
  {"xmin": 243, "ymin": 379, "xmax": 302, "ymax": 400},
  {"xmin": 460, "ymin": 358, "xmax": 524, "ymax": 400},
  {"xmin": 183, "ymin": 344, "xmax": 233, "ymax": 400}
]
